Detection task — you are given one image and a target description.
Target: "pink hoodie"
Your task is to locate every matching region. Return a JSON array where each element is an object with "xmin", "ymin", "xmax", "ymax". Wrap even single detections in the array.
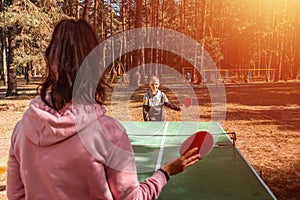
[{"xmin": 7, "ymin": 96, "xmax": 167, "ymax": 200}]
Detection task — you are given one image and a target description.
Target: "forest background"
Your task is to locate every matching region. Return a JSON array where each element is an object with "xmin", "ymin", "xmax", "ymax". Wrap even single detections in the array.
[
  {"xmin": 1, "ymin": 0, "xmax": 300, "ymax": 94},
  {"xmin": 0, "ymin": 1, "xmax": 300, "ymax": 200}
]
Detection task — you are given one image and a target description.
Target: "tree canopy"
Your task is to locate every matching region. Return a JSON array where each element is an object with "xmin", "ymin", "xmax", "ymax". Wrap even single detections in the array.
[{"xmin": 1, "ymin": 0, "xmax": 300, "ymax": 95}]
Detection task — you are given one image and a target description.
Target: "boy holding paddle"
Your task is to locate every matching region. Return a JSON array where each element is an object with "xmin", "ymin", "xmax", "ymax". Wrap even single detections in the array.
[{"xmin": 143, "ymin": 76, "xmax": 181, "ymax": 121}]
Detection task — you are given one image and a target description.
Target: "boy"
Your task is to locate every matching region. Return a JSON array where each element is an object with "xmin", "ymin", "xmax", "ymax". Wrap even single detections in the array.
[{"xmin": 143, "ymin": 76, "xmax": 180, "ymax": 121}]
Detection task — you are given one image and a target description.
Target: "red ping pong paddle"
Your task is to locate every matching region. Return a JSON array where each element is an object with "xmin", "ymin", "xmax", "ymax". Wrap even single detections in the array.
[{"xmin": 179, "ymin": 131, "xmax": 214, "ymax": 159}]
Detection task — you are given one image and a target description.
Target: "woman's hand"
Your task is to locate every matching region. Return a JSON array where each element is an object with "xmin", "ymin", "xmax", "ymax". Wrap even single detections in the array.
[{"xmin": 161, "ymin": 147, "xmax": 200, "ymax": 176}]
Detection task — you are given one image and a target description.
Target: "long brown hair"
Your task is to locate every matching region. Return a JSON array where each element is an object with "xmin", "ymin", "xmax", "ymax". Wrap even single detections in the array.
[{"xmin": 38, "ymin": 19, "xmax": 106, "ymax": 111}]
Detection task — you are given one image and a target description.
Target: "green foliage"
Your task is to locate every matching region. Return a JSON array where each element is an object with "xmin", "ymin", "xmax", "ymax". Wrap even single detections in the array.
[
  {"xmin": 1, "ymin": 0, "xmax": 68, "ymax": 75},
  {"xmin": 1, "ymin": 0, "xmax": 298, "ymax": 80}
]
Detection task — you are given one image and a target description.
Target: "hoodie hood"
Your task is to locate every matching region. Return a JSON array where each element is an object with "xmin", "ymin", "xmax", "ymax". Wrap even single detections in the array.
[{"xmin": 22, "ymin": 96, "xmax": 106, "ymax": 146}]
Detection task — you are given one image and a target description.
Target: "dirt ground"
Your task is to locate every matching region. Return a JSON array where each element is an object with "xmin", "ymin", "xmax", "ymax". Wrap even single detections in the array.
[{"xmin": 0, "ymin": 78, "xmax": 299, "ymax": 200}]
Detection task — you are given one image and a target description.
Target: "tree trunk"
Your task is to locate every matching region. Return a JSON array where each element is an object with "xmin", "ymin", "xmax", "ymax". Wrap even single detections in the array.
[
  {"xmin": 25, "ymin": 61, "xmax": 32, "ymax": 84},
  {"xmin": 63, "ymin": 0, "xmax": 69, "ymax": 15},
  {"xmin": 179, "ymin": 0, "xmax": 185, "ymax": 77},
  {"xmin": 1, "ymin": 28, "xmax": 7, "ymax": 86},
  {"xmin": 100, "ymin": 0, "xmax": 105, "ymax": 40},
  {"xmin": 4, "ymin": 0, "xmax": 19, "ymax": 96},
  {"xmin": 120, "ymin": 0, "xmax": 127, "ymax": 77},
  {"xmin": 75, "ymin": 0, "xmax": 80, "ymax": 19},
  {"xmin": 130, "ymin": 0, "xmax": 143, "ymax": 87},
  {"xmin": 109, "ymin": 0, "xmax": 115, "ymax": 69},
  {"xmin": 6, "ymin": 27, "xmax": 17, "ymax": 96},
  {"xmin": 93, "ymin": 0, "xmax": 98, "ymax": 32},
  {"xmin": 1, "ymin": 0, "xmax": 7, "ymax": 86},
  {"xmin": 200, "ymin": 0, "xmax": 207, "ymax": 82},
  {"xmin": 83, "ymin": 0, "xmax": 91, "ymax": 22}
]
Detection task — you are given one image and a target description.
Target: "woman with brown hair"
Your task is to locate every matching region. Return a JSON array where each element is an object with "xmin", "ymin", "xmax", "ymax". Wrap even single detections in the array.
[{"xmin": 7, "ymin": 19, "xmax": 200, "ymax": 200}]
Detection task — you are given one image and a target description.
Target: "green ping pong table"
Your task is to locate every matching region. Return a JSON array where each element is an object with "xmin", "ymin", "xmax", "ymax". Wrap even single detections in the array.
[{"xmin": 121, "ymin": 121, "xmax": 276, "ymax": 200}]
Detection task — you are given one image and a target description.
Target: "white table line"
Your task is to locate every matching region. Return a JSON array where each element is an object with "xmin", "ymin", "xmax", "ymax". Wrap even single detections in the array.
[{"xmin": 155, "ymin": 122, "xmax": 169, "ymax": 171}]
